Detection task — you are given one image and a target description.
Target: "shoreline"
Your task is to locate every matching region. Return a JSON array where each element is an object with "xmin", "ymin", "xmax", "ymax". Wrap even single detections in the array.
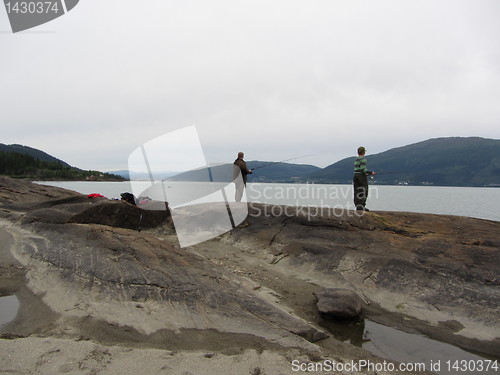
[{"xmin": 34, "ymin": 180, "xmax": 500, "ymax": 222}]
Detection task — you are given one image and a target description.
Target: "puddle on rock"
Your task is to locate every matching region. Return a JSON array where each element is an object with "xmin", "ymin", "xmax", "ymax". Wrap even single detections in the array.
[
  {"xmin": 321, "ymin": 318, "xmax": 498, "ymax": 375},
  {"xmin": 0, "ymin": 294, "xmax": 20, "ymax": 328}
]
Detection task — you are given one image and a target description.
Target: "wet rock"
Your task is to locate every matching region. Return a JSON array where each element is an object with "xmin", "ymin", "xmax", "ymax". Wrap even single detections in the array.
[{"xmin": 314, "ymin": 288, "xmax": 363, "ymax": 318}]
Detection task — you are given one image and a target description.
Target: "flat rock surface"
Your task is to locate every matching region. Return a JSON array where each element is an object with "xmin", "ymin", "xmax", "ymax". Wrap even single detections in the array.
[
  {"xmin": 1, "ymin": 177, "xmax": 498, "ymax": 373},
  {"xmin": 223, "ymin": 204, "xmax": 500, "ymax": 357},
  {"xmin": 0, "ymin": 178, "xmax": 326, "ymax": 350}
]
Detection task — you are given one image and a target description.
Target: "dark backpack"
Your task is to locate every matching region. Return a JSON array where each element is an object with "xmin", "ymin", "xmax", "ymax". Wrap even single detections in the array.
[{"xmin": 120, "ymin": 192, "xmax": 136, "ymax": 206}]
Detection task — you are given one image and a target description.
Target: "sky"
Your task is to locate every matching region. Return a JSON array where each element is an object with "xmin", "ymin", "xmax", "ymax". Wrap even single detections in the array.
[{"xmin": 1, "ymin": 0, "xmax": 499, "ymax": 171}]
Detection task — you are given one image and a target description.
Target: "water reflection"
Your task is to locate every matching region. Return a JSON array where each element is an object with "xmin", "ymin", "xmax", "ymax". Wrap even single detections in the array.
[
  {"xmin": 0, "ymin": 294, "xmax": 20, "ymax": 327},
  {"xmin": 320, "ymin": 316, "xmax": 498, "ymax": 375},
  {"xmin": 319, "ymin": 316, "xmax": 370, "ymax": 347}
]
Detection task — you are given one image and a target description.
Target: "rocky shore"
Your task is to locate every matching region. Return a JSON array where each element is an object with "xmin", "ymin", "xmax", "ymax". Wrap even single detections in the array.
[{"xmin": 0, "ymin": 176, "xmax": 498, "ymax": 374}]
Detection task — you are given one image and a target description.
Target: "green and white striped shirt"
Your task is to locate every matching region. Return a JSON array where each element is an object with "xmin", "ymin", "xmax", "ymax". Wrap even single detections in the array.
[{"xmin": 354, "ymin": 156, "xmax": 369, "ymax": 174}]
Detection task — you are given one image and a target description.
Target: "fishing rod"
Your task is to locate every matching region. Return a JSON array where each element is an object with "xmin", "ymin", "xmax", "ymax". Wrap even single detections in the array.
[
  {"xmin": 374, "ymin": 171, "xmax": 408, "ymax": 175},
  {"xmin": 251, "ymin": 154, "xmax": 314, "ymax": 171}
]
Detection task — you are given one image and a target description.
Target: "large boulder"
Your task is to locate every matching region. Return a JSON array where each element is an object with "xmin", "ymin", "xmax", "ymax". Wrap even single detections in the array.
[{"xmin": 314, "ymin": 288, "xmax": 363, "ymax": 318}]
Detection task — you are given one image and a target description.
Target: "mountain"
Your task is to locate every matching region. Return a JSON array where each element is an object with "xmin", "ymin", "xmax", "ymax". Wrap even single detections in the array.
[
  {"xmin": 108, "ymin": 170, "xmax": 131, "ymax": 179},
  {"xmin": 307, "ymin": 137, "xmax": 500, "ymax": 187},
  {"xmin": 111, "ymin": 170, "xmax": 180, "ymax": 181},
  {"xmin": 0, "ymin": 144, "xmax": 71, "ymax": 167},
  {"xmin": 247, "ymin": 161, "xmax": 320, "ymax": 183},
  {"xmin": 0, "ymin": 144, "xmax": 124, "ymax": 181},
  {"xmin": 160, "ymin": 161, "xmax": 320, "ymax": 183}
]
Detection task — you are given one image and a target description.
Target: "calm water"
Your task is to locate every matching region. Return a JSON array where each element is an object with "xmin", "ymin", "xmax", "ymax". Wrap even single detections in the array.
[
  {"xmin": 322, "ymin": 319, "xmax": 498, "ymax": 375},
  {"xmin": 36, "ymin": 181, "xmax": 500, "ymax": 221}
]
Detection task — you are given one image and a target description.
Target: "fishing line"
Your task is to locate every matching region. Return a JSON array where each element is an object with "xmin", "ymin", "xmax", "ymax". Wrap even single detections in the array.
[{"xmin": 251, "ymin": 154, "xmax": 314, "ymax": 171}]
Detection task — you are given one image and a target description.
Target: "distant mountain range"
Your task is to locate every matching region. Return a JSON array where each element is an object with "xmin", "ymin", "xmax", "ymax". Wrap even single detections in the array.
[
  {"xmin": 247, "ymin": 161, "xmax": 320, "ymax": 182},
  {"xmin": 117, "ymin": 161, "xmax": 320, "ymax": 183},
  {"xmin": 2, "ymin": 137, "xmax": 499, "ymax": 186},
  {"xmin": 307, "ymin": 137, "xmax": 500, "ymax": 187},
  {"xmin": 111, "ymin": 170, "xmax": 179, "ymax": 180}
]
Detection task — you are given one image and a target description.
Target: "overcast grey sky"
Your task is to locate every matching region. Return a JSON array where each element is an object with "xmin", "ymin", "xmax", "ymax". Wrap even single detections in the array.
[{"xmin": 1, "ymin": 0, "xmax": 499, "ymax": 171}]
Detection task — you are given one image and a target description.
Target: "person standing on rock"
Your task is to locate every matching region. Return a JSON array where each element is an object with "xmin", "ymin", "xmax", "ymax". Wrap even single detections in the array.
[
  {"xmin": 233, "ymin": 152, "xmax": 252, "ymax": 202},
  {"xmin": 353, "ymin": 146, "xmax": 375, "ymax": 211}
]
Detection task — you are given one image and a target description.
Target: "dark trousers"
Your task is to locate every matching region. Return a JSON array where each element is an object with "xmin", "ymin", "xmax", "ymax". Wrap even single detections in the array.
[{"xmin": 353, "ymin": 173, "xmax": 368, "ymax": 209}]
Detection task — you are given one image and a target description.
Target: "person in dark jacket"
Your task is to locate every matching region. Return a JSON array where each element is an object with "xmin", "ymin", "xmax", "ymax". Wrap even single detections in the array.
[
  {"xmin": 353, "ymin": 146, "xmax": 375, "ymax": 211},
  {"xmin": 233, "ymin": 152, "xmax": 252, "ymax": 202}
]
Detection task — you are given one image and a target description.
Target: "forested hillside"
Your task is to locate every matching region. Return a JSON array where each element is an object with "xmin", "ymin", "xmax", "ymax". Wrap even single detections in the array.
[{"xmin": 0, "ymin": 144, "xmax": 124, "ymax": 181}]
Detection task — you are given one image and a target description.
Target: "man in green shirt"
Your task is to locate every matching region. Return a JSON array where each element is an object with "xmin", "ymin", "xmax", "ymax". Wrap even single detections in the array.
[{"xmin": 353, "ymin": 146, "xmax": 375, "ymax": 211}]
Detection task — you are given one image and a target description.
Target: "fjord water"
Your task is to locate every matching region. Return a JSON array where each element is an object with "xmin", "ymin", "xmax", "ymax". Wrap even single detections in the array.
[{"xmin": 37, "ymin": 181, "xmax": 500, "ymax": 221}]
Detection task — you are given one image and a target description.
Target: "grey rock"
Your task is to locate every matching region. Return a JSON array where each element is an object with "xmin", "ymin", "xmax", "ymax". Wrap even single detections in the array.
[
  {"xmin": 0, "ymin": 177, "xmax": 327, "ymax": 348},
  {"xmin": 225, "ymin": 203, "xmax": 500, "ymax": 357},
  {"xmin": 314, "ymin": 288, "xmax": 363, "ymax": 318}
]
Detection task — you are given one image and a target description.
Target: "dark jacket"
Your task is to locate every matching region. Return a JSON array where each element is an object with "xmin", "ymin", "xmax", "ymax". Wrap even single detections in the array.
[{"xmin": 233, "ymin": 158, "xmax": 252, "ymax": 183}]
